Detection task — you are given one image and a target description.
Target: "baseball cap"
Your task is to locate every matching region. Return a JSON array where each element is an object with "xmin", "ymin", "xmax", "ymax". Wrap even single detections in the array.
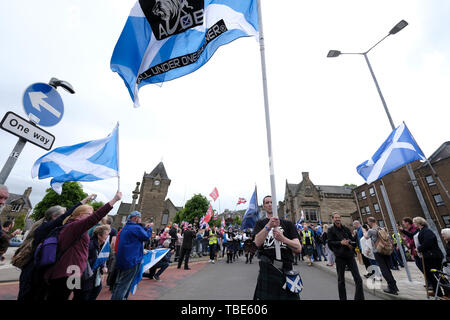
[{"xmin": 128, "ymin": 211, "xmax": 142, "ymax": 220}]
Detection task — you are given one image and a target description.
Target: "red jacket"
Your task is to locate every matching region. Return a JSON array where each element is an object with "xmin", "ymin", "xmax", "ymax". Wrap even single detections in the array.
[{"xmin": 45, "ymin": 203, "xmax": 113, "ymax": 280}]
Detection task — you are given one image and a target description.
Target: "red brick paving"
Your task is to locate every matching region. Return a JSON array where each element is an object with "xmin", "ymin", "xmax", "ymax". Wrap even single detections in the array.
[{"xmin": 0, "ymin": 260, "xmax": 208, "ymax": 300}]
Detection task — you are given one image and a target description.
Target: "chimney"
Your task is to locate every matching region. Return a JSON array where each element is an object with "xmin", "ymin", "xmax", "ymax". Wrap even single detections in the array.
[
  {"xmin": 23, "ymin": 187, "xmax": 32, "ymax": 199},
  {"xmin": 302, "ymin": 172, "xmax": 309, "ymax": 181}
]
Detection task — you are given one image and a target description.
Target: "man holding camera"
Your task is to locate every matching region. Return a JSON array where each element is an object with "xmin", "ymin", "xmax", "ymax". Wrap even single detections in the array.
[{"xmin": 327, "ymin": 212, "xmax": 364, "ymax": 300}]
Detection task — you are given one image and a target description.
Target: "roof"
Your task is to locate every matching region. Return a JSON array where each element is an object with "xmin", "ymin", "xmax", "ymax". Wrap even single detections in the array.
[
  {"xmin": 145, "ymin": 162, "xmax": 170, "ymax": 180},
  {"xmin": 5, "ymin": 193, "xmax": 32, "ymax": 209},
  {"xmin": 116, "ymin": 202, "xmax": 132, "ymax": 216},
  {"xmin": 420, "ymin": 141, "xmax": 450, "ymax": 167},
  {"xmin": 316, "ymin": 185, "xmax": 353, "ymax": 195}
]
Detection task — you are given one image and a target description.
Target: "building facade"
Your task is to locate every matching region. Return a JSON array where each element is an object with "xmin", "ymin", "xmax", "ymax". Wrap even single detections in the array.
[
  {"xmin": 0, "ymin": 187, "xmax": 33, "ymax": 223},
  {"xmin": 283, "ymin": 172, "xmax": 357, "ymax": 227},
  {"xmin": 112, "ymin": 162, "xmax": 180, "ymax": 232},
  {"xmin": 351, "ymin": 141, "xmax": 450, "ymax": 233}
]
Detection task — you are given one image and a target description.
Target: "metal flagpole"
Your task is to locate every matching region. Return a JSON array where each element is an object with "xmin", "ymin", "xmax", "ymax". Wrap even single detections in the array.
[
  {"xmin": 116, "ymin": 122, "xmax": 121, "ymax": 192},
  {"xmin": 379, "ymin": 179, "xmax": 412, "ymax": 282},
  {"xmin": 257, "ymin": 0, "xmax": 281, "ymax": 260}
]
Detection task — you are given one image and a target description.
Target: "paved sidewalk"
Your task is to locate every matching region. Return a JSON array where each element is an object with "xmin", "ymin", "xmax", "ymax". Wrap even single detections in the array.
[{"xmin": 306, "ymin": 257, "xmax": 429, "ymax": 300}]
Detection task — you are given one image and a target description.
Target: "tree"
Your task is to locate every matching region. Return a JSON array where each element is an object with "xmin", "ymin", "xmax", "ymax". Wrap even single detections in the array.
[
  {"xmin": 174, "ymin": 194, "xmax": 209, "ymax": 225},
  {"xmin": 91, "ymin": 201, "xmax": 104, "ymax": 211},
  {"xmin": 31, "ymin": 182, "xmax": 88, "ymax": 221},
  {"xmin": 12, "ymin": 213, "xmax": 26, "ymax": 233}
]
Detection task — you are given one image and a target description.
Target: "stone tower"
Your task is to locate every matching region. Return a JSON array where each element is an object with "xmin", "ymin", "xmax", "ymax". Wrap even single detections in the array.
[{"xmin": 137, "ymin": 162, "xmax": 171, "ymax": 229}]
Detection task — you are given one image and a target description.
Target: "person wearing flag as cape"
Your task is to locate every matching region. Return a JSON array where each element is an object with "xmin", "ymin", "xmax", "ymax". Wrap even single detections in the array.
[{"xmin": 253, "ymin": 195, "xmax": 302, "ymax": 300}]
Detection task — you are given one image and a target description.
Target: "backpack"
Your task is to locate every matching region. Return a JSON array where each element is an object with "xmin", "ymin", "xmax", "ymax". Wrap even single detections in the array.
[
  {"xmin": 375, "ymin": 228, "xmax": 393, "ymax": 256},
  {"xmin": 33, "ymin": 225, "xmax": 66, "ymax": 269},
  {"xmin": 11, "ymin": 218, "xmax": 45, "ymax": 269}
]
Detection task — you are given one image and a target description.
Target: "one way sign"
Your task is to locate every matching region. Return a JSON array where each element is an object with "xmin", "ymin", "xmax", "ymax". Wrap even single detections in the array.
[{"xmin": 23, "ymin": 83, "xmax": 64, "ymax": 127}]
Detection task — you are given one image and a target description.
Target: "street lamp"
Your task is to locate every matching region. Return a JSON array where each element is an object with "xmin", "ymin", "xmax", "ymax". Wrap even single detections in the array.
[{"xmin": 327, "ymin": 20, "xmax": 408, "ymax": 129}]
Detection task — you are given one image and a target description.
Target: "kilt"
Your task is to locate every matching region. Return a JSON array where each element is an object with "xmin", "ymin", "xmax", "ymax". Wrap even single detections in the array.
[
  {"xmin": 303, "ymin": 244, "xmax": 314, "ymax": 256},
  {"xmin": 253, "ymin": 259, "xmax": 300, "ymax": 300}
]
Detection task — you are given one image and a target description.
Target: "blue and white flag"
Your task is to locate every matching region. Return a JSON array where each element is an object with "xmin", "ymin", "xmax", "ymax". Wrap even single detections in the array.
[
  {"xmin": 130, "ymin": 248, "xmax": 169, "ymax": 295},
  {"xmin": 282, "ymin": 271, "xmax": 303, "ymax": 294},
  {"xmin": 111, "ymin": 0, "xmax": 259, "ymax": 107},
  {"xmin": 91, "ymin": 236, "xmax": 111, "ymax": 271},
  {"xmin": 31, "ymin": 124, "xmax": 119, "ymax": 194},
  {"xmin": 357, "ymin": 122, "xmax": 426, "ymax": 185},
  {"xmin": 241, "ymin": 187, "xmax": 259, "ymax": 230},
  {"xmin": 295, "ymin": 219, "xmax": 303, "ymax": 230}
]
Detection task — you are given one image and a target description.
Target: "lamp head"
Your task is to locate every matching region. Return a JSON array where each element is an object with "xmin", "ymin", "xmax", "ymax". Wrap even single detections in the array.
[
  {"xmin": 327, "ymin": 50, "xmax": 341, "ymax": 58},
  {"xmin": 389, "ymin": 20, "xmax": 408, "ymax": 35}
]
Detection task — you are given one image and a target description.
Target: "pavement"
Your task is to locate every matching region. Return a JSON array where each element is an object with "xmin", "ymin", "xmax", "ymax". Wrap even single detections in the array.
[{"xmin": 306, "ymin": 256, "xmax": 430, "ymax": 300}]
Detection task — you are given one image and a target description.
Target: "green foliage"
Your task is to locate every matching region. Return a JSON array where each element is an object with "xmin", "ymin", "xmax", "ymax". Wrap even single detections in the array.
[
  {"xmin": 31, "ymin": 182, "xmax": 88, "ymax": 221},
  {"xmin": 233, "ymin": 215, "xmax": 242, "ymax": 226},
  {"xmin": 91, "ymin": 201, "xmax": 105, "ymax": 211},
  {"xmin": 174, "ymin": 194, "xmax": 209, "ymax": 224}
]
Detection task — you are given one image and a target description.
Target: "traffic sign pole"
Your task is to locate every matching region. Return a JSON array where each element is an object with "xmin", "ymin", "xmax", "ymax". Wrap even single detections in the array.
[{"xmin": 0, "ymin": 138, "xmax": 27, "ymax": 185}]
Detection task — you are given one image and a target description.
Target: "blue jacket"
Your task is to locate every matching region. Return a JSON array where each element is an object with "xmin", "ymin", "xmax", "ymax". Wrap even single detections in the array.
[{"xmin": 115, "ymin": 221, "xmax": 152, "ymax": 270}]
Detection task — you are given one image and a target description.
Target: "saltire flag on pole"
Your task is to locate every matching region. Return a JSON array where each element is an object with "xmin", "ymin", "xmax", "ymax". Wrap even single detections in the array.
[
  {"xmin": 111, "ymin": 0, "xmax": 259, "ymax": 107},
  {"xmin": 295, "ymin": 219, "xmax": 303, "ymax": 230},
  {"xmin": 241, "ymin": 187, "xmax": 259, "ymax": 230},
  {"xmin": 31, "ymin": 124, "xmax": 119, "ymax": 194},
  {"xmin": 357, "ymin": 122, "xmax": 426, "ymax": 185},
  {"xmin": 236, "ymin": 197, "xmax": 246, "ymax": 205},
  {"xmin": 209, "ymin": 187, "xmax": 219, "ymax": 201},
  {"xmin": 91, "ymin": 236, "xmax": 111, "ymax": 271},
  {"xmin": 130, "ymin": 248, "xmax": 169, "ymax": 295}
]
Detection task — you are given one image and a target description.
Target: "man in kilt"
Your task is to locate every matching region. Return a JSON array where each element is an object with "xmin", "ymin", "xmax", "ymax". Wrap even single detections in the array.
[{"xmin": 253, "ymin": 196, "xmax": 302, "ymax": 300}]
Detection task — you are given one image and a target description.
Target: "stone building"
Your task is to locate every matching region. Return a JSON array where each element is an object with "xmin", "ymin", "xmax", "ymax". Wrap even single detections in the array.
[
  {"xmin": 283, "ymin": 172, "xmax": 357, "ymax": 227},
  {"xmin": 112, "ymin": 162, "xmax": 180, "ymax": 232},
  {"xmin": 351, "ymin": 141, "xmax": 450, "ymax": 233},
  {"xmin": 0, "ymin": 187, "xmax": 33, "ymax": 223}
]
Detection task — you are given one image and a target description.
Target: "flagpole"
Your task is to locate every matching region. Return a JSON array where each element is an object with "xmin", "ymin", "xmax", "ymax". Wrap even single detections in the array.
[
  {"xmin": 257, "ymin": 0, "xmax": 281, "ymax": 260},
  {"xmin": 116, "ymin": 122, "xmax": 121, "ymax": 192}
]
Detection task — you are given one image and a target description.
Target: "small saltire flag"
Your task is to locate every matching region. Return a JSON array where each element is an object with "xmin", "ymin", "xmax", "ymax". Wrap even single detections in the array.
[
  {"xmin": 111, "ymin": 0, "xmax": 259, "ymax": 107},
  {"xmin": 241, "ymin": 188, "xmax": 259, "ymax": 230},
  {"xmin": 282, "ymin": 270, "xmax": 303, "ymax": 294},
  {"xmin": 237, "ymin": 197, "xmax": 246, "ymax": 205},
  {"xmin": 91, "ymin": 236, "xmax": 111, "ymax": 271},
  {"xmin": 130, "ymin": 248, "xmax": 169, "ymax": 295},
  {"xmin": 210, "ymin": 187, "xmax": 219, "ymax": 201},
  {"xmin": 295, "ymin": 219, "xmax": 303, "ymax": 230},
  {"xmin": 357, "ymin": 122, "xmax": 426, "ymax": 185},
  {"xmin": 31, "ymin": 124, "xmax": 119, "ymax": 194}
]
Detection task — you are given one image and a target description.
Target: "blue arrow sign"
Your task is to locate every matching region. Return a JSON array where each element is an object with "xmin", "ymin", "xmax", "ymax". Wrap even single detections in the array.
[{"xmin": 23, "ymin": 83, "xmax": 64, "ymax": 127}]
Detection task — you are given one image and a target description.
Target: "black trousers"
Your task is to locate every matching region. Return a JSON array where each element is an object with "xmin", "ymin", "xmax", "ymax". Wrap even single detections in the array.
[
  {"xmin": 374, "ymin": 252, "xmax": 398, "ymax": 292},
  {"xmin": 178, "ymin": 247, "xmax": 192, "ymax": 268},
  {"xmin": 335, "ymin": 256, "xmax": 364, "ymax": 300},
  {"xmin": 46, "ymin": 277, "xmax": 72, "ymax": 300}
]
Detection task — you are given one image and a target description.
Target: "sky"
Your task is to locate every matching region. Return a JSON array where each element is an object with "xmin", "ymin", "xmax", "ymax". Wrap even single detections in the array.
[{"xmin": 0, "ymin": 0, "xmax": 449, "ymax": 217}]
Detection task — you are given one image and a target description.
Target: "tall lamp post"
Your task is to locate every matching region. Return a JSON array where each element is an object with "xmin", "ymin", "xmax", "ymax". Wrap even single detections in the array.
[{"xmin": 327, "ymin": 20, "xmax": 446, "ymax": 282}]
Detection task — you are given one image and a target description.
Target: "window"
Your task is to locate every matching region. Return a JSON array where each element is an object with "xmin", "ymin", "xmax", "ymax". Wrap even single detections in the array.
[
  {"xmin": 369, "ymin": 187, "xmax": 375, "ymax": 197},
  {"xmin": 161, "ymin": 213, "xmax": 169, "ymax": 225},
  {"xmin": 361, "ymin": 191, "xmax": 366, "ymax": 199},
  {"xmin": 425, "ymin": 175, "xmax": 436, "ymax": 186},
  {"xmin": 442, "ymin": 216, "xmax": 450, "ymax": 227},
  {"xmin": 11, "ymin": 204, "xmax": 22, "ymax": 212},
  {"xmin": 365, "ymin": 206, "xmax": 371, "ymax": 214},
  {"xmin": 433, "ymin": 194, "xmax": 444, "ymax": 206},
  {"xmin": 374, "ymin": 203, "xmax": 380, "ymax": 213},
  {"xmin": 378, "ymin": 220, "xmax": 385, "ymax": 228},
  {"xmin": 360, "ymin": 207, "xmax": 366, "ymax": 215},
  {"xmin": 305, "ymin": 209, "xmax": 318, "ymax": 221}
]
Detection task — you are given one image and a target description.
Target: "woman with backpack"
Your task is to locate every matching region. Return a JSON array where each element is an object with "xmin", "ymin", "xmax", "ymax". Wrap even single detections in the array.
[
  {"xmin": 367, "ymin": 217, "xmax": 399, "ymax": 296},
  {"xmin": 44, "ymin": 191, "xmax": 122, "ymax": 300}
]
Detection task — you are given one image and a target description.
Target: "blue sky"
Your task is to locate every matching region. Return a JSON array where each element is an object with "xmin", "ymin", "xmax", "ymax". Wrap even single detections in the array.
[{"xmin": 1, "ymin": 0, "xmax": 449, "ymax": 216}]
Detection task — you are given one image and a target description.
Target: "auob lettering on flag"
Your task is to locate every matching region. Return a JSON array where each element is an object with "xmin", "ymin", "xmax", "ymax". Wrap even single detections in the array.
[
  {"xmin": 357, "ymin": 122, "xmax": 426, "ymax": 185},
  {"xmin": 111, "ymin": 0, "xmax": 259, "ymax": 107},
  {"xmin": 130, "ymin": 248, "xmax": 169, "ymax": 295},
  {"xmin": 31, "ymin": 124, "xmax": 119, "ymax": 194}
]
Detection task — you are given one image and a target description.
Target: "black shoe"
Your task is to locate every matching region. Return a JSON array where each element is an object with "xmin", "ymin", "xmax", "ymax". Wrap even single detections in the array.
[
  {"xmin": 364, "ymin": 272, "xmax": 374, "ymax": 279},
  {"xmin": 383, "ymin": 289, "xmax": 398, "ymax": 295},
  {"xmin": 184, "ymin": 267, "xmax": 191, "ymax": 270},
  {"xmin": 293, "ymin": 262, "xmax": 298, "ymax": 265},
  {"xmin": 177, "ymin": 266, "xmax": 181, "ymax": 269},
  {"xmin": 153, "ymin": 275, "xmax": 161, "ymax": 281}
]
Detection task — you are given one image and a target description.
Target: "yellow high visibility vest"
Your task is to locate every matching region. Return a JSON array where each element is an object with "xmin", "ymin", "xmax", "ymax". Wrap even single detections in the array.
[
  {"xmin": 302, "ymin": 230, "xmax": 312, "ymax": 245},
  {"xmin": 209, "ymin": 230, "xmax": 218, "ymax": 245}
]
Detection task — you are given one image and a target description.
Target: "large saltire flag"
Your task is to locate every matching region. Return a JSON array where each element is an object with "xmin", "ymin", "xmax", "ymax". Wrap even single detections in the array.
[
  {"xmin": 357, "ymin": 122, "xmax": 426, "ymax": 185},
  {"xmin": 31, "ymin": 124, "xmax": 119, "ymax": 194},
  {"xmin": 111, "ymin": 0, "xmax": 259, "ymax": 107},
  {"xmin": 91, "ymin": 236, "xmax": 111, "ymax": 271},
  {"xmin": 241, "ymin": 188, "xmax": 259, "ymax": 230},
  {"xmin": 130, "ymin": 248, "xmax": 169, "ymax": 295}
]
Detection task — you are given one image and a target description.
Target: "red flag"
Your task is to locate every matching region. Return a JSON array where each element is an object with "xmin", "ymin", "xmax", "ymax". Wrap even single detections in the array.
[
  {"xmin": 203, "ymin": 204, "xmax": 213, "ymax": 223},
  {"xmin": 209, "ymin": 187, "xmax": 219, "ymax": 201},
  {"xmin": 236, "ymin": 197, "xmax": 247, "ymax": 205}
]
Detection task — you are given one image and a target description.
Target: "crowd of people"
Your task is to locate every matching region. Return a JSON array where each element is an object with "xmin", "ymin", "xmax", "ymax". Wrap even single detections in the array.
[{"xmin": 1, "ymin": 183, "xmax": 449, "ymax": 301}]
